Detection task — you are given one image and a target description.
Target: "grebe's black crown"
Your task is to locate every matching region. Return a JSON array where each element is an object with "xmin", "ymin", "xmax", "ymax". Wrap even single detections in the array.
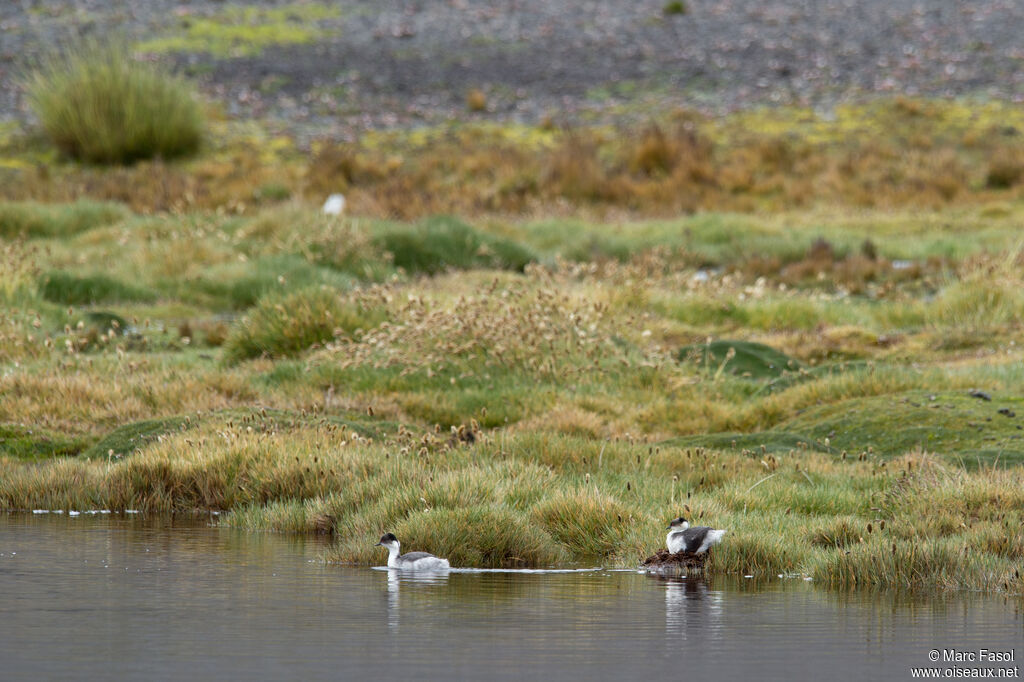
[
  {"xmin": 667, "ymin": 516, "xmax": 688, "ymax": 528},
  {"xmin": 379, "ymin": 533, "xmax": 398, "ymax": 543}
]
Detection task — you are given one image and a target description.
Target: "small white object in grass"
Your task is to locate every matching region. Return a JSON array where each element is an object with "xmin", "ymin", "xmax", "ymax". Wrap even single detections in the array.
[
  {"xmin": 744, "ymin": 575, "xmax": 754, "ymax": 579},
  {"xmin": 322, "ymin": 193, "xmax": 346, "ymax": 216},
  {"xmin": 69, "ymin": 511, "xmax": 80, "ymax": 517}
]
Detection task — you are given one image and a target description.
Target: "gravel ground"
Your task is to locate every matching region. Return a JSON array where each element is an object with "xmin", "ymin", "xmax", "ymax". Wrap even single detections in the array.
[{"xmin": 1, "ymin": 0, "xmax": 1022, "ymax": 141}]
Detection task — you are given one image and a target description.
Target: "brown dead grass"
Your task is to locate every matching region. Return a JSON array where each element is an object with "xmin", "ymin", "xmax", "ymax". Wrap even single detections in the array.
[{"xmin": 4, "ymin": 99, "xmax": 1023, "ymax": 219}]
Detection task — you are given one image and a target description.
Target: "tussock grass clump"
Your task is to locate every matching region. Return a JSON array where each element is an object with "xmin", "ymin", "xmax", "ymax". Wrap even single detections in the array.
[
  {"xmin": 0, "ymin": 241, "xmax": 41, "ymax": 305},
  {"xmin": 808, "ymin": 536, "xmax": 1011, "ymax": 591},
  {"xmin": 401, "ymin": 506, "xmax": 568, "ymax": 567},
  {"xmin": 931, "ymin": 248, "xmax": 1024, "ymax": 329},
  {"xmin": 235, "ymin": 210, "xmax": 386, "ymax": 280},
  {"xmin": 223, "ymin": 286, "xmax": 388, "ymax": 362},
  {"xmin": 807, "ymin": 517, "xmax": 863, "ymax": 549},
  {"xmin": 335, "ymin": 507, "xmax": 568, "ymax": 568},
  {"xmin": 985, "ymin": 152, "xmax": 1024, "ymax": 189},
  {"xmin": 39, "ymin": 271, "xmax": 157, "ymax": 305},
  {"xmin": 0, "ymin": 200, "xmax": 129, "ymax": 238},
  {"xmin": 24, "ymin": 43, "xmax": 203, "ymax": 164},
  {"xmin": 374, "ymin": 217, "xmax": 535, "ymax": 274},
  {"xmin": 709, "ymin": 516, "xmax": 807, "ymax": 575},
  {"xmin": 531, "ymin": 489, "xmax": 637, "ymax": 556}
]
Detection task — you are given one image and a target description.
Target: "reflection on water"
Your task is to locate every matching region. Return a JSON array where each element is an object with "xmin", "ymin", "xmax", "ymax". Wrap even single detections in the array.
[
  {"xmin": 385, "ymin": 568, "xmax": 452, "ymax": 631},
  {"xmin": 1, "ymin": 514, "xmax": 1021, "ymax": 681},
  {"xmin": 659, "ymin": 576, "xmax": 725, "ymax": 643}
]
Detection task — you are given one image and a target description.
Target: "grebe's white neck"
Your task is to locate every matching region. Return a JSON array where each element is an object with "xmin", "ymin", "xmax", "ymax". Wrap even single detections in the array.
[
  {"xmin": 382, "ymin": 540, "xmax": 401, "ymax": 567},
  {"xmin": 666, "ymin": 519, "xmax": 690, "ymax": 554}
]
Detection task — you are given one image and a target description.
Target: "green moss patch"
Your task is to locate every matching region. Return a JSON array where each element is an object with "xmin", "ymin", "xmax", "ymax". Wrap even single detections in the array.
[
  {"xmin": 137, "ymin": 4, "xmax": 336, "ymax": 58},
  {"xmin": 780, "ymin": 391, "xmax": 1024, "ymax": 465},
  {"xmin": 80, "ymin": 416, "xmax": 192, "ymax": 460},
  {"xmin": 660, "ymin": 431, "xmax": 835, "ymax": 455},
  {"xmin": 80, "ymin": 408, "xmax": 399, "ymax": 462},
  {"xmin": 677, "ymin": 339, "xmax": 800, "ymax": 379},
  {"xmin": 0, "ymin": 424, "xmax": 90, "ymax": 461}
]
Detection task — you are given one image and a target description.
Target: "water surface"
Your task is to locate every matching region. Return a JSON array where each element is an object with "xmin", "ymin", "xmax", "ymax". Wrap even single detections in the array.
[{"xmin": 1, "ymin": 514, "xmax": 1020, "ymax": 680}]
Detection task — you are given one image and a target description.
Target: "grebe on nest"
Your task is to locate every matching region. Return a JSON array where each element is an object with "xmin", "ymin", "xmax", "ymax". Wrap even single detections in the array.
[{"xmin": 666, "ymin": 517, "xmax": 727, "ymax": 555}]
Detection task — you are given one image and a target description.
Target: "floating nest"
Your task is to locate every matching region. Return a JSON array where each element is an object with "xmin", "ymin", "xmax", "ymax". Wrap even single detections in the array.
[{"xmin": 641, "ymin": 549, "xmax": 709, "ymax": 573}]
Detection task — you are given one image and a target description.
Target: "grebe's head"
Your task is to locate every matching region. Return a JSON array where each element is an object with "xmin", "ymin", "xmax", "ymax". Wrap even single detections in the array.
[
  {"xmin": 376, "ymin": 533, "xmax": 400, "ymax": 551},
  {"xmin": 667, "ymin": 517, "xmax": 689, "ymax": 530}
]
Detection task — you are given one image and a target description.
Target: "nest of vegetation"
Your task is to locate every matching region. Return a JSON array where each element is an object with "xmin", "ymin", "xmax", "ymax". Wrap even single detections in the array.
[{"xmin": 641, "ymin": 549, "xmax": 710, "ymax": 572}]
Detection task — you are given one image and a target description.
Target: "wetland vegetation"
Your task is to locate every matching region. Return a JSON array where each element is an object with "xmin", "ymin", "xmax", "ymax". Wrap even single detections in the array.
[{"xmin": 2, "ymin": 29, "xmax": 1024, "ymax": 597}]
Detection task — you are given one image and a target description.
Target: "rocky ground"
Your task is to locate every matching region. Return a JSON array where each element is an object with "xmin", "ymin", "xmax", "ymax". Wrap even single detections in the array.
[{"xmin": 1, "ymin": 0, "xmax": 1022, "ymax": 141}]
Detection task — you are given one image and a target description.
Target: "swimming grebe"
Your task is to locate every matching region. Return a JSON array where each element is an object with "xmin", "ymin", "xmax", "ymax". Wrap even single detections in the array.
[
  {"xmin": 375, "ymin": 533, "xmax": 451, "ymax": 570},
  {"xmin": 666, "ymin": 517, "xmax": 727, "ymax": 554}
]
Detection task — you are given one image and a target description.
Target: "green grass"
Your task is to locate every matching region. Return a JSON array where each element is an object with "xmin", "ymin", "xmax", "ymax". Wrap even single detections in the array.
[
  {"xmin": 79, "ymin": 416, "xmax": 191, "ymax": 460},
  {"xmin": 780, "ymin": 391, "xmax": 1024, "ymax": 465},
  {"xmin": 677, "ymin": 339, "xmax": 800, "ymax": 379},
  {"xmin": 136, "ymin": 4, "xmax": 336, "ymax": 58},
  {"xmin": 39, "ymin": 271, "xmax": 157, "ymax": 305},
  {"xmin": 222, "ymin": 285, "xmax": 388, "ymax": 362},
  {"xmin": 373, "ymin": 216, "xmax": 536, "ymax": 275},
  {"xmin": 24, "ymin": 42, "xmax": 203, "ymax": 164},
  {"xmin": 0, "ymin": 424, "xmax": 89, "ymax": 461},
  {"xmin": 0, "ymin": 200, "xmax": 128, "ymax": 238}
]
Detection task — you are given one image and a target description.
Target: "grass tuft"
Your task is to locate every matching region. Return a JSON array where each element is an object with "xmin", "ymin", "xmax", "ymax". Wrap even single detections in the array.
[
  {"xmin": 531, "ymin": 488, "xmax": 637, "ymax": 556},
  {"xmin": 374, "ymin": 217, "xmax": 536, "ymax": 274},
  {"xmin": 223, "ymin": 286, "xmax": 387, "ymax": 363},
  {"xmin": 24, "ymin": 42, "xmax": 203, "ymax": 164},
  {"xmin": 343, "ymin": 506, "xmax": 568, "ymax": 568},
  {"xmin": 39, "ymin": 271, "xmax": 157, "ymax": 305},
  {"xmin": 0, "ymin": 200, "xmax": 129, "ymax": 238}
]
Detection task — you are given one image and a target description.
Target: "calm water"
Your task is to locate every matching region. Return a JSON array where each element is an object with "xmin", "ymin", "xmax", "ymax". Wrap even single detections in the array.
[{"xmin": 0, "ymin": 514, "xmax": 1020, "ymax": 681}]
